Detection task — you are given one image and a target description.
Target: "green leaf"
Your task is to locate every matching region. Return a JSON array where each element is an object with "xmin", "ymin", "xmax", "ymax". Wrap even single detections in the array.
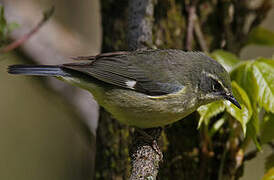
[
  {"xmin": 248, "ymin": 26, "xmax": 274, "ymax": 46},
  {"xmin": 260, "ymin": 113, "xmax": 274, "ymax": 144},
  {"xmin": 224, "ymin": 82, "xmax": 253, "ymax": 135},
  {"xmin": 197, "ymin": 101, "xmax": 225, "ymax": 128},
  {"xmin": 246, "ymin": 113, "xmax": 261, "ymax": 150},
  {"xmin": 230, "ymin": 61, "xmax": 257, "ymax": 101},
  {"xmin": 209, "ymin": 117, "xmax": 226, "ymax": 137},
  {"xmin": 230, "ymin": 61, "xmax": 260, "ymax": 145},
  {"xmin": 211, "ymin": 50, "xmax": 240, "ymax": 72},
  {"xmin": 262, "ymin": 167, "xmax": 274, "ymax": 180},
  {"xmin": 229, "ymin": 57, "xmax": 273, "ymax": 145},
  {"xmin": 252, "ymin": 59, "xmax": 274, "ymax": 113}
]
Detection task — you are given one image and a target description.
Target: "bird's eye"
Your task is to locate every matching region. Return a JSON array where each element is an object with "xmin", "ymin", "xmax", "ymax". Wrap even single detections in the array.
[{"xmin": 212, "ymin": 80, "xmax": 222, "ymax": 92}]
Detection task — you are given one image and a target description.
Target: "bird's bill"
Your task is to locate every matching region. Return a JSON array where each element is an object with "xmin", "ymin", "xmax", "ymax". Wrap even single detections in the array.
[{"xmin": 224, "ymin": 93, "xmax": 241, "ymax": 109}]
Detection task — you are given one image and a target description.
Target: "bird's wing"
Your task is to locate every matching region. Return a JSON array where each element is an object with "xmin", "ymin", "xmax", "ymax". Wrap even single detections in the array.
[
  {"xmin": 63, "ymin": 52, "xmax": 183, "ymax": 96},
  {"xmin": 71, "ymin": 51, "xmax": 129, "ymax": 61}
]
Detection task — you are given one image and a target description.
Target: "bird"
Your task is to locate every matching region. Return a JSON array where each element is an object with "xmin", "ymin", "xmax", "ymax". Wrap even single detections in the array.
[{"xmin": 8, "ymin": 49, "xmax": 241, "ymax": 128}]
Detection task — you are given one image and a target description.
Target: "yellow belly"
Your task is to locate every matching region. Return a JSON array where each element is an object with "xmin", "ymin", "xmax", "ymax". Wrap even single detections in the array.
[
  {"xmin": 97, "ymin": 88, "xmax": 199, "ymax": 128},
  {"xmin": 61, "ymin": 76, "xmax": 200, "ymax": 128}
]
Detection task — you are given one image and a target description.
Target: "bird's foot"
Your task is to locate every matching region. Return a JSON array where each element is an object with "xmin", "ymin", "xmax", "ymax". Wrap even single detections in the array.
[{"xmin": 134, "ymin": 127, "xmax": 163, "ymax": 160}]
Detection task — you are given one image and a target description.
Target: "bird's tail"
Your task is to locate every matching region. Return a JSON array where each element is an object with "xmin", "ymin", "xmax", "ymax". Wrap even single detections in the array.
[{"xmin": 8, "ymin": 65, "xmax": 70, "ymax": 76}]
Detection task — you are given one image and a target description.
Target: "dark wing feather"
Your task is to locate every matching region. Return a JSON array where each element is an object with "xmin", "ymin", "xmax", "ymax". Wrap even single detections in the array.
[
  {"xmin": 63, "ymin": 52, "xmax": 183, "ymax": 95},
  {"xmin": 71, "ymin": 51, "xmax": 129, "ymax": 60}
]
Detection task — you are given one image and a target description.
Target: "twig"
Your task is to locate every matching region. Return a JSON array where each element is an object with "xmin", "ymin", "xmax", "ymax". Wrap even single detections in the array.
[
  {"xmin": 194, "ymin": 18, "xmax": 209, "ymax": 52},
  {"xmin": 128, "ymin": 0, "xmax": 162, "ymax": 179},
  {"xmin": 130, "ymin": 128, "xmax": 163, "ymax": 180},
  {"xmin": 2, "ymin": 1, "xmax": 99, "ymax": 178},
  {"xmin": 249, "ymin": 0, "xmax": 272, "ymax": 32},
  {"xmin": 218, "ymin": 143, "xmax": 228, "ymax": 180},
  {"xmin": 244, "ymin": 149, "xmax": 258, "ymax": 161},
  {"xmin": 2, "ymin": 0, "xmax": 99, "ymax": 134},
  {"xmin": 199, "ymin": 124, "xmax": 213, "ymax": 180},
  {"xmin": 185, "ymin": 2, "xmax": 197, "ymax": 51},
  {"xmin": 0, "ymin": 7, "xmax": 54, "ymax": 53}
]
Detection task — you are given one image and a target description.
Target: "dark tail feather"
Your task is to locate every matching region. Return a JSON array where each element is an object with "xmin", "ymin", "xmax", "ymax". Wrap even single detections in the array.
[{"xmin": 8, "ymin": 65, "xmax": 70, "ymax": 76}]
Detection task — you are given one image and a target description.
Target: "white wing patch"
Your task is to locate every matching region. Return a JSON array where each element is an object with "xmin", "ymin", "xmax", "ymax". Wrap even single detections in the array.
[{"xmin": 125, "ymin": 80, "xmax": 137, "ymax": 89}]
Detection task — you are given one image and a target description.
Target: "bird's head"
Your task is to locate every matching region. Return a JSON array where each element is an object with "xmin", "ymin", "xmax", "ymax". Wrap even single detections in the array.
[{"xmin": 198, "ymin": 61, "xmax": 241, "ymax": 109}]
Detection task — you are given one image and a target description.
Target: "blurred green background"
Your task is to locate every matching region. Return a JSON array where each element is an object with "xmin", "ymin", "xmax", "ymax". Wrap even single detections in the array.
[{"xmin": 0, "ymin": 0, "xmax": 273, "ymax": 179}]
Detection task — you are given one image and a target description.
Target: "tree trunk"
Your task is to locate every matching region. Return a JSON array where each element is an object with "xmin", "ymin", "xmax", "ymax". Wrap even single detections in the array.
[
  {"xmin": 95, "ymin": 0, "xmax": 272, "ymax": 179},
  {"xmin": 94, "ymin": 0, "xmax": 131, "ymax": 179}
]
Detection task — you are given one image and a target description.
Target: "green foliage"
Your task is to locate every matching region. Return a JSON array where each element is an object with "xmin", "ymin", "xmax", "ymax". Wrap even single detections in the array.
[
  {"xmin": 211, "ymin": 50, "xmax": 240, "ymax": 72},
  {"xmin": 248, "ymin": 27, "xmax": 274, "ymax": 46},
  {"xmin": 252, "ymin": 59, "xmax": 274, "ymax": 113},
  {"xmin": 197, "ymin": 101, "xmax": 225, "ymax": 128},
  {"xmin": 208, "ymin": 117, "xmax": 225, "ymax": 137},
  {"xmin": 247, "ymin": 112, "xmax": 261, "ymax": 150},
  {"xmin": 224, "ymin": 82, "xmax": 252, "ymax": 135},
  {"xmin": 0, "ymin": 5, "xmax": 19, "ymax": 44},
  {"xmin": 229, "ymin": 57, "xmax": 274, "ymax": 147},
  {"xmin": 231, "ymin": 62, "xmax": 256, "ymax": 102},
  {"xmin": 262, "ymin": 167, "xmax": 274, "ymax": 180},
  {"xmin": 198, "ymin": 82, "xmax": 252, "ymax": 136},
  {"xmin": 260, "ymin": 113, "xmax": 274, "ymax": 144},
  {"xmin": 198, "ymin": 50, "xmax": 274, "ymax": 148}
]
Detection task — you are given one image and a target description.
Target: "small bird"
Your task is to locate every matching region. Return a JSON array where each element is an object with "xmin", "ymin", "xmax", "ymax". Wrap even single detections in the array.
[{"xmin": 8, "ymin": 49, "xmax": 241, "ymax": 128}]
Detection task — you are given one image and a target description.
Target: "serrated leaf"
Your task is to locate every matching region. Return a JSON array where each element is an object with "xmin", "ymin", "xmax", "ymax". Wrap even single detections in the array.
[
  {"xmin": 224, "ymin": 82, "xmax": 253, "ymax": 135},
  {"xmin": 248, "ymin": 26, "xmax": 274, "ymax": 46},
  {"xmin": 252, "ymin": 59, "xmax": 274, "ymax": 113},
  {"xmin": 211, "ymin": 50, "xmax": 240, "ymax": 72},
  {"xmin": 260, "ymin": 113, "xmax": 274, "ymax": 144},
  {"xmin": 229, "ymin": 57, "xmax": 273, "ymax": 145},
  {"xmin": 197, "ymin": 101, "xmax": 225, "ymax": 128},
  {"xmin": 262, "ymin": 167, "xmax": 274, "ymax": 180}
]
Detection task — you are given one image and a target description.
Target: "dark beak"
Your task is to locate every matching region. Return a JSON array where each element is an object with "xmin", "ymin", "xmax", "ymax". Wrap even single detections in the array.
[{"xmin": 225, "ymin": 93, "xmax": 241, "ymax": 109}]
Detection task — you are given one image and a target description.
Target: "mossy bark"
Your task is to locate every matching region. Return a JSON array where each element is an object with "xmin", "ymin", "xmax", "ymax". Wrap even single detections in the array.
[
  {"xmin": 127, "ymin": 0, "xmax": 162, "ymax": 179},
  {"xmin": 94, "ymin": 0, "xmax": 131, "ymax": 179}
]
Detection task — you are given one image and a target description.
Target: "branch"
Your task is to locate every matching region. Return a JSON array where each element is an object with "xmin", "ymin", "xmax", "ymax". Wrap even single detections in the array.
[
  {"xmin": 128, "ymin": 0, "xmax": 154, "ymax": 50},
  {"xmin": 128, "ymin": 0, "xmax": 162, "ymax": 179},
  {"xmin": 130, "ymin": 128, "xmax": 162, "ymax": 180},
  {"xmin": 194, "ymin": 18, "xmax": 209, "ymax": 52},
  {"xmin": 185, "ymin": 1, "xmax": 197, "ymax": 51},
  {"xmin": 244, "ymin": 149, "xmax": 258, "ymax": 161},
  {"xmin": 0, "ymin": 6, "xmax": 54, "ymax": 53}
]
